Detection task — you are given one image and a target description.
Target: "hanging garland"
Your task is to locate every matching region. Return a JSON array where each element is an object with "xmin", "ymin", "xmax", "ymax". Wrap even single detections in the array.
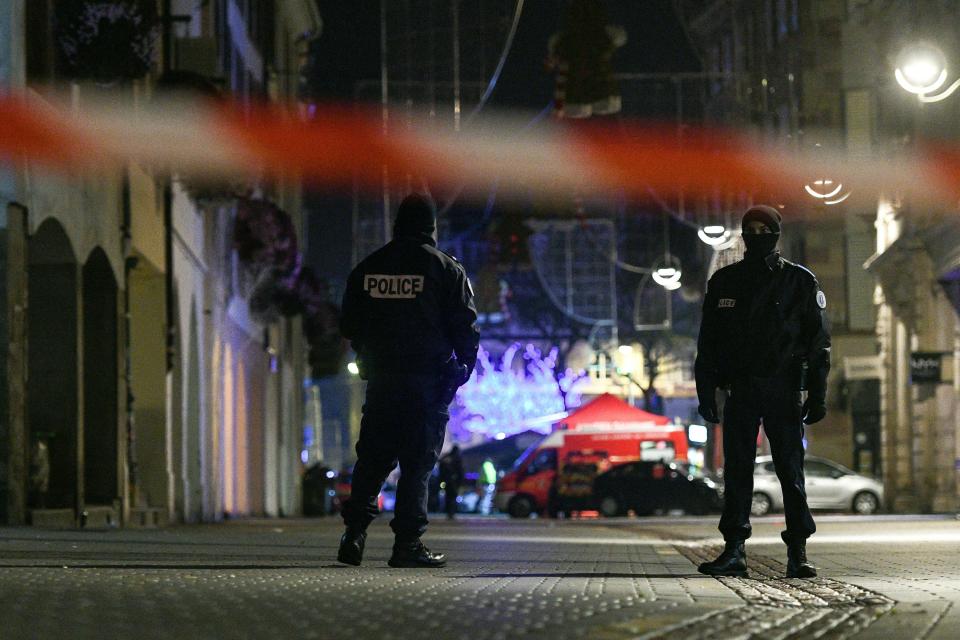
[
  {"xmin": 56, "ymin": 1, "xmax": 159, "ymax": 84},
  {"xmin": 304, "ymin": 299, "xmax": 346, "ymax": 379},
  {"xmin": 546, "ymin": 0, "xmax": 625, "ymax": 118},
  {"xmin": 233, "ymin": 199, "xmax": 344, "ymax": 369},
  {"xmin": 233, "ymin": 197, "xmax": 299, "ymax": 274}
]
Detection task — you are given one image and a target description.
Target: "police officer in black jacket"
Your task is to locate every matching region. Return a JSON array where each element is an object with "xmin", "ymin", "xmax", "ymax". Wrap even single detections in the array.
[
  {"xmin": 695, "ymin": 205, "xmax": 830, "ymax": 579},
  {"xmin": 337, "ymin": 193, "xmax": 480, "ymax": 568}
]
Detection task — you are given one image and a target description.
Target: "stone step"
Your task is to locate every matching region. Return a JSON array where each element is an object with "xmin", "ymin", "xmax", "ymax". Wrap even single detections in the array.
[
  {"xmin": 29, "ymin": 508, "xmax": 76, "ymax": 528},
  {"xmin": 128, "ymin": 507, "xmax": 167, "ymax": 528}
]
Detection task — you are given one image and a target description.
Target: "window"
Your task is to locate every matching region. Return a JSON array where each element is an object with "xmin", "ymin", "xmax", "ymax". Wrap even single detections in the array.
[
  {"xmin": 26, "ymin": 0, "xmax": 55, "ymax": 85},
  {"xmin": 527, "ymin": 449, "xmax": 557, "ymax": 475},
  {"xmin": 805, "ymin": 460, "xmax": 841, "ymax": 478},
  {"xmin": 629, "ymin": 463, "xmax": 653, "ymax": 480},
  {"xmin": 605, "ymin": 464, "xmax": 632, "ymax": 478},
  {"xmin": 776, "ymin": 0, "xmax": 788, "ymax": 41},
  {"xmin": 640, "ymin": 440, "xmax": 676, "ymax": 461}
]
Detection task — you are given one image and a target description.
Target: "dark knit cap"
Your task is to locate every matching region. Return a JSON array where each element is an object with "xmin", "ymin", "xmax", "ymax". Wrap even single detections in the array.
[
  {"xmin": 394, "ymin": 193, "xmax": 437, "ymax": 237},
  {"xmin": 741, "ymin": 205, "xmax": 782, "ymax": 234}
]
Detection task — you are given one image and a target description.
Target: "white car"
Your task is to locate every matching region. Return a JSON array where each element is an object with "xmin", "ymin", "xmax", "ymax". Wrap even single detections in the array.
[{"xmin": 750, "ymin": 455, "xmax": 883, "ymax": 516}]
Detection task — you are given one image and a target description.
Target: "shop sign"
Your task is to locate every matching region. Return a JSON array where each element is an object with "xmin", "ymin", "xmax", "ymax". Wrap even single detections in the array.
[{"xmin": 910, "ymin": 352, "xmax": 944, "ymax": 384}]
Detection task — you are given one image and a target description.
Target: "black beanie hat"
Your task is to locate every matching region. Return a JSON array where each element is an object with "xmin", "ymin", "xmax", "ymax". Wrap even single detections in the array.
[
  {"xmin": 741, "ymin": 205, "xmax": 782, "ymax": 234},
  {"xmin": 394, "ymin": 194, "xmax": 437, "ymax": 237}
]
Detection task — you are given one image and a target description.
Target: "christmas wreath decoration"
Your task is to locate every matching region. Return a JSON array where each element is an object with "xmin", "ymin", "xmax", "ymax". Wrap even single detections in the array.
[
  {"xmin": 56, "ymin": 1, "xmax": 159, "ymax": 84},
  {"xmin": 233, "ymin": 197, "xmax": 299, "ymax": 274}
]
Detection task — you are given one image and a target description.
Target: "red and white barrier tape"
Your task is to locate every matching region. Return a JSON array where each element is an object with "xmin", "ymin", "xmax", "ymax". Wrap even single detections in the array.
[{"xmin": 1, "ymin": 94, "xmax": 957, "ymax": 210}]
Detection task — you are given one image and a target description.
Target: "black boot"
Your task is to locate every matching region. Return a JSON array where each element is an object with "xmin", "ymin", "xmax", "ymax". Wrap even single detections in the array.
[
  {"xmin": 698, "ymin": 541, "xmax": 747, "ymax": 577},
  {"xmin": 786, "ymin": 541, "xmax": 817, "ymax": 578},
  {"xmin": 388, "ymin": 539, "xmax": 447, "ymax": 568},
  {"xmin": 337, "ymin": 527, "xmax": 367, "ymax": 566}
]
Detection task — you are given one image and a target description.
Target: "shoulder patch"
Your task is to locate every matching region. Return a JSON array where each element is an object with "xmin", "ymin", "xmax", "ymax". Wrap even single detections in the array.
[{"xmin": 816, "ymin": 290, "xmax": 827, "ymax": 309}]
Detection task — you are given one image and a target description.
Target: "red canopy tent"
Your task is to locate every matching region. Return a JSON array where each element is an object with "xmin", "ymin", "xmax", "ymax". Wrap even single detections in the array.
[{"xmin": 561, "ymin": 393, "xmax": 671, "ymax": 430}]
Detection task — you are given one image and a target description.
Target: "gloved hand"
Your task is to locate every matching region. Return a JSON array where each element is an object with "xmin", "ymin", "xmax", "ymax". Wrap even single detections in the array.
[
  {"xmin": 698, "ymin": 400, "xmax": 720, "ymax": 424},
  {"xmin": 441, "ymin": 363, "xmax": 470, "ymax": 405},
  {"xmin": 802, "ymin": 399, "xmax": 826, "ymax": 425}
]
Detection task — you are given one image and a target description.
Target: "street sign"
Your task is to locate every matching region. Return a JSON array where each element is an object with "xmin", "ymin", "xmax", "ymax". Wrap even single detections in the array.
[{"xmin": 910, "ymin": 352, "xmax": 945, "ymax": 384}]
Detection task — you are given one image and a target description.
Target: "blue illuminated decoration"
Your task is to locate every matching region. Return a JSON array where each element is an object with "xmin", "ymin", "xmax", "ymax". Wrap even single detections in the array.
[{"xmin": 449, "ymin": 344, "xmax": 585, "ymax": 440}]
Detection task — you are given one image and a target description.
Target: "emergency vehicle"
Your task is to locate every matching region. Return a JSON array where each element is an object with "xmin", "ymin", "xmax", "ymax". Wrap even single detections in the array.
[{"xmin": 494, "ymin": 394, "xmax": 688, "ymax": 518}]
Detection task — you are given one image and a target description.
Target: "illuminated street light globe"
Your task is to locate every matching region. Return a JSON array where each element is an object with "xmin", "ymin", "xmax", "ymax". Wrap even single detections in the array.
[
  {"xmin": 698, "ymin": 224, "xmax": 733, "ymax": 248},
  {"xmin": 895, "ymin": 44, "xmax": 948, "ymax": 95},
  {"xmin": 804, "ymin": 179, "xmax": 851, "ymax": 205},
  {"xmin": 652, "ymin": 264, "xmax": 682, "ymax": 291}
]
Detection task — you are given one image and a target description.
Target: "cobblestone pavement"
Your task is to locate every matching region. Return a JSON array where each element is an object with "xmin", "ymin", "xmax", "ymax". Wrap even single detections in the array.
[{"xmin": 1, "ymin": 515, "xmax": 959, "ymax": 639}]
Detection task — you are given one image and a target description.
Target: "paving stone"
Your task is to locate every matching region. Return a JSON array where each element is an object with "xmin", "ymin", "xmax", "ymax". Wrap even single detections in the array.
[{"xmin": 0, "ymin": 517, "xmax": 958, "ymax": 639}]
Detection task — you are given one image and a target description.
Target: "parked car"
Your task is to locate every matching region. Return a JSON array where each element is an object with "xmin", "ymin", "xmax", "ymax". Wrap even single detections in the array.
[
  {"xmin": 750, "ymin": 455, "xmax": 883, "ymax": 516},
  {"xmin": 593, "ymin": 460, "xmax": 723, "ymax": 517},
  {"xmin": 330, "ymin": 467, "xmax": 386, "ymax": 514}
]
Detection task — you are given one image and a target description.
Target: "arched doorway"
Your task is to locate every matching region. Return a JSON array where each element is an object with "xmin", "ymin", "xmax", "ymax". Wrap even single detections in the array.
[
  {"xmin": 27, "ymin": 219, "xmax": 80, "ymax": 513},
  {"xmin": 82, "ymin": 248, "xmax": 119, "ymax": 507}
]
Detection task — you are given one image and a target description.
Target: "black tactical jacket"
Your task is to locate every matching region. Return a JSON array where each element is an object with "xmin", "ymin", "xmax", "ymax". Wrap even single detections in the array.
[
  {"xmin": 695, "ymin": 252, "xmax": 831, "ymax": 405},
  {"xmin": 340, "ymin": 233, "xmax": 480, "ymax": 376}
]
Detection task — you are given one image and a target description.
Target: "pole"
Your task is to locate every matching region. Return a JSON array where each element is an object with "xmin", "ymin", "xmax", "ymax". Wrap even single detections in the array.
[
  {"xmin": 453, "ymin": 0, "xmax": 461, "ymax": 132},
  {"xmin": 121, "ymin": 172, "xmax": 139, "ymax": 517},
  {"xmin": 380, "ymin": 0, "xmax": 391, "ymax": 243}
]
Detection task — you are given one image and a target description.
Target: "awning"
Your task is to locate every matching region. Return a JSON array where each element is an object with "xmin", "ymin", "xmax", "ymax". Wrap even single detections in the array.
[
  {"xmin": 922, "ymin": 220, "xmax": 960, "ymax": 318},
  {"xmin": 561, "ymin": 393, "xmax": 671, "ymax": 429}
]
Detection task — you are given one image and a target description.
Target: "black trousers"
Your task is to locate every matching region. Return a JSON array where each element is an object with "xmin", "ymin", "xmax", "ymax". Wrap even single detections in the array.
[
  {"xmin": 719, "ymin": 376, "xmax": 816, "ymax": 544},
  {"xmin": 342, "ymin": 372, "xmax": 448, "ymax": 542}
]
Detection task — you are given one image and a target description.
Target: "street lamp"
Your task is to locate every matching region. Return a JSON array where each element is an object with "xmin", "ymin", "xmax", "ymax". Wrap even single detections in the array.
[
  {"xmin": 804, "ymin": 179, "xmax": 851, "ymax": 205},
  {"xmin": 895, "ymin": 43, "xmax": 960, "ymax": 103}
]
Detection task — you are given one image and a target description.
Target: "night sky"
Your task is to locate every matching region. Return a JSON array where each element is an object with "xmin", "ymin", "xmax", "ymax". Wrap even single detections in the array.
[
  {"xmin": 307, "ymin": 0, "xmax": 701, "ymax": 287},
  {"xmin": 310, "ymin": 0, "xmax": 700, "ymax": 102}
]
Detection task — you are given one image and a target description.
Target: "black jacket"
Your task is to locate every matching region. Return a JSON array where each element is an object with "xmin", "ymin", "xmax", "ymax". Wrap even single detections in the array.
[
  {"xmin": 340, "ymin": 233, "xmax": 480, "ymax": 376},
  {"xmin": 695, "ymin": 252, "xmax": 831, "ymax": 405}
]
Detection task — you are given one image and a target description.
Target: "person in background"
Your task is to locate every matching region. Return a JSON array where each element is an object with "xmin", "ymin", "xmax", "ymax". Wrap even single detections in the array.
[
  {"xmin": 479, "ymin": 458, "xmax": 498, "ymax": 515},
  {"xmin": 439, "ymin": 446, "xmax": 465, "ymax": 520}
]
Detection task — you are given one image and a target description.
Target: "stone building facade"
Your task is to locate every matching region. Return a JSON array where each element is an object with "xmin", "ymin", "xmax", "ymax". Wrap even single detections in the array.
[{"xmin": 1, "ymin": 0, "xmax": 322, "ymax": 526}]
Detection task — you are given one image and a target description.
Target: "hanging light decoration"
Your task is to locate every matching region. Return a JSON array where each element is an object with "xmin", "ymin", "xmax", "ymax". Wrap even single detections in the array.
[
  {"xmin": 652, "ymin": 256, "xmax": 682, "ymax": 291},
  {"xmin": 804, "ymin": 178, "xmax": 851, "ymax": 205},
  {"xmin": 698, "ymin": 224, "xmax": 735, "ymax": 247}
]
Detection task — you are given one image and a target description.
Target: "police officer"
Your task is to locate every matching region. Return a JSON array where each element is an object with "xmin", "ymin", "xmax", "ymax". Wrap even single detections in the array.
[
  {"xmin": 695, "ymin": 205, "xmax": 830, "ymax": 579},
  {"xmin": 337, "ymin": 193, "xmax": 480, "ymax": 568}
]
